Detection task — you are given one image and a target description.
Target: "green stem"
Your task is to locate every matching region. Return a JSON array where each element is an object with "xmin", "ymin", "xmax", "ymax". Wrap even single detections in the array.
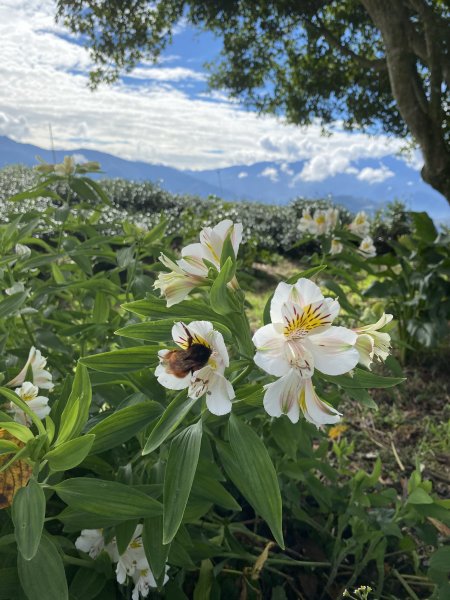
[
  {"xmin": 232, "ymin": 363, "xmax": 254, "ymax": 386},
  {"xmin": 392, "ymin": 570, "xmax": 421, "ymax": 600},
  {"xmin": 20, "ymin": 313, "xmax": 36, "ymax": 347}
]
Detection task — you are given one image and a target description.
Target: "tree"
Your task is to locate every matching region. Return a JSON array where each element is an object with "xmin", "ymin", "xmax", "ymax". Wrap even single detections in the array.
[{"xmin": 56, "ymin": 0, "xmax": 450, "ymax": 202}]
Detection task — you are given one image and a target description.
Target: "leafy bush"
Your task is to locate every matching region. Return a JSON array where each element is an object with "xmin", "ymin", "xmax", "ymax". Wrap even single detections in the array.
[{"xmin": 0, "ymin": 162, "xmax": 449, "ymax": 600}]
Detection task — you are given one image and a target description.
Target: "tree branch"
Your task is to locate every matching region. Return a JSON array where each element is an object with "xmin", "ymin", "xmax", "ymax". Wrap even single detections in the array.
[{"xmin": 307, "ymin": 17, "xmax": 387, "ymax": 72}]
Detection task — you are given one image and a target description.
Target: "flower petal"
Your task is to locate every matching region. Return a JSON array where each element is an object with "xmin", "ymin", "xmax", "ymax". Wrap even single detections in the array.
[
  {"xmin": 301, "ymin": 379, "xmax": 341, "ymax": 427},
  {"xmin": 253, "ymin": 323, "xmax": 291, "ymax": 376},
  {"xmin": 306, "ymin": 326, "xmax": 359, "ymax": 375},
  {"xmin": 205, "ymin": 372, "xmax": 234, "ymax": 415},
  {"xmin": 155, "ymin": 360, "xmax": 191, "ymax": 390},
  {"xmin": 263, "ymin": 370, "xmax": 301, "ymax": 423}
]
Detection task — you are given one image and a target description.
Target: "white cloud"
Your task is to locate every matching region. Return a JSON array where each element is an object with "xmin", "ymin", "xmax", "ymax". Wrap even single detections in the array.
[
  {"xmin": 0, "ymin": 0, "xmax": 414, "ymax": 173},
  {"xmin": 280, "ymin": 162, "xmax": 293, "ymax": 176},
  {"xmin": 238, "ymin": 171, "xmax": 248, "ymax": 179},
  {"xmin": 259, "ymin": 167, "xmax": 279, "ymax": 182},
  {"xmin": 356, "ymin": 165, "xmax": 394, "ymax": 184}
]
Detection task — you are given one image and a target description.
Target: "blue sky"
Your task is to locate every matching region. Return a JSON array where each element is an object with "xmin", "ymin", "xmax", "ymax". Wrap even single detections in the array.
[{"xmin": 0, "ymin": 0, "xmax": 424, "ymax": 186}]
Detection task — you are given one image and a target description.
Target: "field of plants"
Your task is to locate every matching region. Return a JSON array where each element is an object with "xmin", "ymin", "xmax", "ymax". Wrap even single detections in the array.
[{"xmin": 0, "ymin": 159, "xmax": 449, "ymax": 600}]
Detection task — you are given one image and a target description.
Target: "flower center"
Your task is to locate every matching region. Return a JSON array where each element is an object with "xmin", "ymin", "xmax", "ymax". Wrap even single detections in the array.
[{"xmin": 283, "ymin": 303, "xmax": 331, "ymax": 339}]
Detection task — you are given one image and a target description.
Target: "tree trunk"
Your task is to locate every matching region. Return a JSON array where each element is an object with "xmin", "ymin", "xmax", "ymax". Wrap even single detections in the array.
[{"xmin": 361, "ymin": 0, "xmax": 450, "ymax": 204}]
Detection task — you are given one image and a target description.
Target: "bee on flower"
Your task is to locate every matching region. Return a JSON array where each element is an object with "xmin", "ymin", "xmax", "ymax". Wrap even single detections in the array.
[
  {"xmin": 154, "ymin": 219, "xmax": 242, "ymax": 307},
  {"xmin": 253, "ymin": 278, "xmax": 359, "ymax": 426},
  {"xmin": 156, "ymin": 321, "xmax": 235, "ymax": 415}
]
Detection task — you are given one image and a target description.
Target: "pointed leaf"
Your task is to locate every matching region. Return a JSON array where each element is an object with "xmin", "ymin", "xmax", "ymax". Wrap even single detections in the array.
[
  {"xmin": 12, "ymin": 479, "xmax": 45, "ymax": 560},
  {"xmin": 17, "ymin": 536, "xmax": 68, "ymax": 600}
]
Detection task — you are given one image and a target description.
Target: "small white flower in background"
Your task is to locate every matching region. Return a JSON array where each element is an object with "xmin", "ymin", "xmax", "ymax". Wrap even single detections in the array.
[
  {"xmin": 253, "ymin": 278, "xmax": 359, "ymax": 426},
  {"xmin": 155, "ymin": 219, "xmax": 242, "ymax": 307},
  {"xmin": 10, "ymin": 382, "xmax": 50, "ymax": 425},
  {"xmin": 348, "ymin": 211, "xmax": 371, "ymax": 238},
  {"xmin": 354, "ymin": 313, "xmax": 392, "ymax": 369},
  {"xmin": 156, "ymin": 321, "xmax": 235, "ymax": 415},
  {"xmin": 298, "ymin": 208, "xmax": 314, "ymax": 233},
  {"xmin": 358, "ymin": 236, "xmax": 377, "ymax": 258},
  {"xmin": 264, "ymin": 371, "xmax": 341, "ymax": 426},
  {"xmin": 7, "ymin": 346, "xmax": 55, "ymax": 391},
  {"xmin": 330, "ymin": 238, "xmax": 343, "ymax": 255},
  {"xmin": 5, "ymin": 282, "xmax": 25, "ymax": 296},
  {"xmin": 298, "ymin": 207, "xmax": 339, "ymax": 236},
  {"xmin": 15, "ymin": 244, "xmax": 31, "ymax": 258},
  {"xmin": 75, "ymin": 529, "xmax": 107, "ymax": 559}
]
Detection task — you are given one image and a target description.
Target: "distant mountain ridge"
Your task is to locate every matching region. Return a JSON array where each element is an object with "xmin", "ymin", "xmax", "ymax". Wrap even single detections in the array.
[{"xmin": 0, "ymin": 136, "xmax": 448, "ymax": 223}]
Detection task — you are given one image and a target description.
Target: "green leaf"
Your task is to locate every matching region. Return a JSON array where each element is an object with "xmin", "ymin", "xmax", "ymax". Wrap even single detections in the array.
[
  {"xmin": 88, "ymin": 402, "xmax": 163, "ymax": 454},
  {"xmin": 0, "ymin": 388, "xmax": 46, "ymax": 435},
  {"xmin": 17, "ymin": 536, "xmax": 69, "ymax": 600},
  {"xmin": 69, "ymin": 568, "xmax": 107, "ymax": 600},
  {"xmin": 210, "ymin": 257, "xmax": 239, "ymax": 315},
  {"xmin": 143, "ymin": 394, "xmax": 198, "ymax": 455},
  {"xmin": 44, "ymin": 435, "xmax": 95, "ymax": 471},
  {"xmin": 115, "ymin": 319, "xmax": 176, "ymax": 342},
  {"xmin": 53, "ymin": 478, "xmax": 162, "ymax": 519},
  {"xmin": 115, "ymin": 519, "xmax": 139, "ymax": 555},
  {"xmin": 79, "ymin": 346, "xmax": 160, "ymax": 373},
  {"xmin": 191, "ymin": 473, "xmax": 241, "ymax": 511},
  {"xmin": 143, "ymin": 516, "xmax": 171, "ymax": 584},
  {"xmin": 224, "ymin": 415, "xmax": 284, "ymax": 548},
  {"xmin": 321, "ymin": 368, "xmax": 404, "ymax": 389},
  {"xmin": 263, "ymin": 266, "xmax": 327, "ymax": 324},
  {"xmin": 411, "ymin": 211, "xmax": 437, "ymax": 243},
  {"xmin": 0, "ymin": 567, "xmax": 19, "ymax": 600},
  {"xmin": 123, "ymin": 295, "xmax": 229, "ymax": 324},
  {"xmin": 193, "ymin": 559, "xmax": 214, "ymax": 600},
  {"xmin": 12, "ymin": 479, "xmax": 46, "ymax": 560},
  {"xmin": 163, "ymin": 421, "xmax": 203, "ymax": 544},
  {"xmin": 0, "ymin": 292, "xmax": 27, "ymax": 319},
  {"xmin": 0, "ymin": 421, "xmax": 34, "ymax": 443},
  {"xmin": 408, "ymin": 488, "xmax": 434, "ymax": 505},
  {"xmin": 429, "ymin": 547, "xmax": 450, "ymax": 573},
  {"xmin": 56, "ymin": 364, "xmax": 92, "ymax": 445}
]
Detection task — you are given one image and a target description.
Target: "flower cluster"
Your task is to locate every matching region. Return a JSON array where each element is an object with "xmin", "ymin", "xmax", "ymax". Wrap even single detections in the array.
[
  {"xmin": 348, "ymin": 212, "xmax": 377, "ymax": 258},
  {"xmin": 5, "ymin": 347, "xmax": 53, "ymax": 425},
  {"xmin": 298, "ymin": 207, "xmax": 340, "ymax": 236},
  {"xmin": 75, "ymin": 527, "xmax": 168, "ymax": 600},
  {"xmin": 154, "ymin": 219, "xmax": 393, "ymax": 428}
]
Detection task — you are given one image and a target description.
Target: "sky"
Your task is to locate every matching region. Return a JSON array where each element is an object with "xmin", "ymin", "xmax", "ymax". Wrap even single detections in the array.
[{"xmin": 0, "ymin": 0, "xmax": 420, "ymax": 185}]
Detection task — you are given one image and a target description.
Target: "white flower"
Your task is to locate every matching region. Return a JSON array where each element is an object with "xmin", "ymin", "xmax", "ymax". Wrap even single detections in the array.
[
  {"xmin": 54, "ymin": 156, "xmax": 76, "ymax": 177},
  {"xmin": 155, "ymin": 320, "xmax": 235, "ymax": 415},
  {"xmin": 330, "ymin": 238, "xmax": 343, "ymax": 255},
  {"xmin": 358, "ymin": 236, "xmax": 376, "ymax": 258},
  {"xmin": 155, "ymin": 219, "xmax": 242, "ymax": 306},
  {"xmin": 253, "ymin": 278, "xmax": 359, "ymax": 380},
  {"xmin": 349, "ymin": 211, "xmax": 371, "ymax": 238},
  {"xmin": 326, "ymin": 208, "xmax": 340, "ymax": 231},
  {"xmin": 131, "ymin": 567, "xmax": 169, "ymax": 600},
  {"xmin": 15, "ymin": 244, "xmax": 31, "ymax": 258},
  {"xmin": 75, "ymin": 529, "xmax": 106, "ymax": 559},
  {"xmin": 7, "ymin": 347, "xmax": 54, "ymax": 391},
  {"xmin": 11, "ymin": 382, "xmax": 50, "ymax": 426},
  {"xmin": 264, "ymin": 371, "xmax": 341, "ymax": 426},
  {"xmin": 298, "ymin": 209, "xmax": 314, "ymax": 233},
  {"xmin": 312, "ymin": 209, "xmax": 329, "ymax": 235},
  {"xmin": 5, "ymin": 282, "xmax": 25, "ymax": 296},
  {"xmin": 354, "ymin": 313, "xmax": 392, "ymax": 368}
]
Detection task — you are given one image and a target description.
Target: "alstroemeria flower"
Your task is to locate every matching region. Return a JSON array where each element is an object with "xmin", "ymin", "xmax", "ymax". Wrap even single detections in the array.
[
  {"xmin": 10, "ymin": 382, "xmax": 50, "ymax": 426},
  {"xmin": 253, "ymin": 278, "xmax": 359, "ymax": 380},
  {"xmin": 154, "ymin": 219, "xmax": 243, "ymax": 306},
  {"xmin": 330, "ymin": 238, "xmax": 343, "ymax": 255},
  {"xmin": 156, "ymin": 321, "xmax": 235, "ymax": 415},
  {"xmin": 15, "ymin": 244, "xmax": 31, "ymax": 258},
  {"xmin": 7, "ymin": 347, "xmax": 54, "ymax": 391},
  {"xmin": 75, "ymin": 529, "xmax": 109, "ymax": 559},
  {"xmin": 354, "ymin": 313, "xmax": 392, "ymax": 369},
  {"xmin": 348, "ymin": 211, "xmax": 371, "ymax": 238},
  {"xmin": 358, "ymin": 236, "xmax": 376, "ymax": 258},
  {"xmin": 298, "ymin": 209, "xmax": 314, "ymax": 233},
  {"xmin": 264, "ymin": 370, "xmax": 341, "ymax": 426}
]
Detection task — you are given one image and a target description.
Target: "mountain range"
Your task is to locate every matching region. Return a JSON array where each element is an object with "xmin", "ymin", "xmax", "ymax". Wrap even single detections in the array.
[{"xmin": 0, "ymin": 136, "xmax": 448, "ymax": 223}]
